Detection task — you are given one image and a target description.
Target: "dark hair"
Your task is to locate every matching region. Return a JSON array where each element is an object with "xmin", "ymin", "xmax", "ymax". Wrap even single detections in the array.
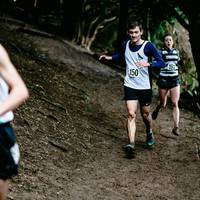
[
  {"xmin": 163, "ymin": 33, "xmax": 173, "ymax": 41},
  {"xmin": 127, "ymin": 21, "xmax": 143, "ymax": 31}
]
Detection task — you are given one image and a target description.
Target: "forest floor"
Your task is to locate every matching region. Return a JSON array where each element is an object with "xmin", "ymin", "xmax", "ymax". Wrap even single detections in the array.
[{"xmin": 0, "ymin": 17, "xmax": 200, "ymax": 200}]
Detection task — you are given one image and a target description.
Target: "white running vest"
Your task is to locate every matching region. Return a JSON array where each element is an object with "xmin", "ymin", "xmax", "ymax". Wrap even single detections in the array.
[
  {"xmin": 124, "ymin": 40, "xmax": 151, "ymax": 89},
  {"xmin": 0, "ymin": 77, "xmax": 14, "ymax": 124}
]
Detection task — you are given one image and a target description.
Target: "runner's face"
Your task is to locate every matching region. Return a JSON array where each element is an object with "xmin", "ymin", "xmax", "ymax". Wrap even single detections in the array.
[
  {"xmin": 164, "ymin": 36, "xmax": 173, "ymax": 49},
  {"xmin": 128, "ymin": 27, "xmax": 143, "ymax": 44}
]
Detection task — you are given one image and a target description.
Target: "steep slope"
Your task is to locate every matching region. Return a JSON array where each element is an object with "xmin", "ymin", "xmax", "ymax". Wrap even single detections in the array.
[{"xmin": 0, "ymin": 18, "xmax": 199, "ymax": 200}]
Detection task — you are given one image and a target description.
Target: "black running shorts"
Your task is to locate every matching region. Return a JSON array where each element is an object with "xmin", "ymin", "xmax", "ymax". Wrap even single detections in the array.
[
  {"xmin": 157, "ymin": 76, "xmax": 180, "ymax": 89},
  {"xmin": 123, "ymin": 86, "xmax": 152, "ymax": 106},
  {"xmin": 0, "ymin": 122, "xmax": 19, "ymax": 180}
]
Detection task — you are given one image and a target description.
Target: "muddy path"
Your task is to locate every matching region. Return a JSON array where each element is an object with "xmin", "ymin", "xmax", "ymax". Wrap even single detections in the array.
[{"xmin": 0, "ymin": 18, "xmax": 199, "ymax": 200}]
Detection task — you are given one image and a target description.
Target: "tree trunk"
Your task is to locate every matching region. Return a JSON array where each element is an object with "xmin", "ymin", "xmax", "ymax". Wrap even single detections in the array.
[
  {"xmin": 61, "ymin": 0, "xmax": 83, "ymax": 40},
  {"xmin": 189, "ymin": 17, "xmax": 200, "ymax": 99},
  {"xmin": 116, "ymin": 0, "xmax": 128, "ymax": 51}
]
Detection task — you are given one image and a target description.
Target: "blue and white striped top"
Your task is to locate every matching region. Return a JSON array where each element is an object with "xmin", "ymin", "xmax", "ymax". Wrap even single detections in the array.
[{"xmin": 159, "ymin": 48, "xmax": 180, "ymax": 77}]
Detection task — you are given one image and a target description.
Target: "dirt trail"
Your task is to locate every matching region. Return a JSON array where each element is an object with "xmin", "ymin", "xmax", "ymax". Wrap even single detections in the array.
[{"xmin": 0, "ymin": 19, "xmax": 199, "ymax": 200}]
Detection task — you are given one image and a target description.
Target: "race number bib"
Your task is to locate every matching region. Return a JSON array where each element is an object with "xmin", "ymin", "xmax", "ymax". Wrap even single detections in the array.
[
  {"xmin": 167, "ymin": 63, "xmax": 176, "ymax": 71},
  {"xmin": 129, "ymin": 68, "xmax": 139, "ymax": 77}
]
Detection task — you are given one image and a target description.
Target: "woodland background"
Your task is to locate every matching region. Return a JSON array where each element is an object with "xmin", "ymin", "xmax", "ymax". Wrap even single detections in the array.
[
  {"xmin": 1, "ymin": 0, "xmax": 199, "ymax": 113},
  {"xmin": 0, "ymin": 1, "xmax": 200, "ymax": 199}
]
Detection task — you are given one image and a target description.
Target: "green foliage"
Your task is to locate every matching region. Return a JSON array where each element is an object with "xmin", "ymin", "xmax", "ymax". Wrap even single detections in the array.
[
  {"xmin": 91, "ymin": 21, "xmax": 118, "ymax": 53},
  {"xmin": 151, "ymin": 19, "xmax": 177, "ymax": 48},
  {"xmin": 151, "ymin": 19, "xmax": 198, "ymax": 94},
  {"xmin": 180, "ymin": 62, "xmax": 198, "ymax": 93}
]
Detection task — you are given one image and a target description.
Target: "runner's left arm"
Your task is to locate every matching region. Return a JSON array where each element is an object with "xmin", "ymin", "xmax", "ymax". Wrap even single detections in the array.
[{"xmin": 144, "ymin": 42, "xmax": 166, "ymax": 68}]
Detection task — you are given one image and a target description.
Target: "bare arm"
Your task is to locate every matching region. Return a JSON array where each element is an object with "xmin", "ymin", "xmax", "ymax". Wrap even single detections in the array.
[
  {"xmin": 0, "ymin": 44, "xmax": 29, "ymax": 116},
  {"xmin": 99, "ymin": 54, "xmax": 112, "ymax": 61}
]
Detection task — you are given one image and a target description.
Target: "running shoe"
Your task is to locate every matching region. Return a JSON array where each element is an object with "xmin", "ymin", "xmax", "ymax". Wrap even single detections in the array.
[
  {"xmin": 124, "ymin": 143, "xmax": 135, "ymax": 154},
  {"xmin": 172, "ymin": 127, "xmax": 179, "ymax": 136},
  {"xmin": 152, "ymin": 109, "xmax": 159, "ymax": 120},
  {"xmin": 146, "ymin": 132, "xmax": 155, "ymax": 147}
]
